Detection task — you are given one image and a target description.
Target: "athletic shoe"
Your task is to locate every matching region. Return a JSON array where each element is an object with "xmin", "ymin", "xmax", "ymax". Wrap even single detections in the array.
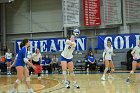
[
  {"xmin": 108, "ymin": 75, "xmax": 114, "ymax": 80},
  {"xmin": 11, "ymin": 88, "xmax": 17, "ymax": 93},
  {"xmin": 126, "ymin": 78, "xmax": 130, "ymax": 82},
  {"xmin": 73, "ymin": 82, "xmax": 80, "ymax": 89},
  {"xmin": 38, "ymin": 77, "xmax": 41, "ymax": 80},
  {"xmin": 101, "ymin": 76, "xmax": 106, "ymax": 81},
  {"xmin": 65, "ymin": 80, "xmax": 70, "ymax": 89},
  {"xmin": 28, "ymin": 88, "xmax": 35, "ymax": 93}
]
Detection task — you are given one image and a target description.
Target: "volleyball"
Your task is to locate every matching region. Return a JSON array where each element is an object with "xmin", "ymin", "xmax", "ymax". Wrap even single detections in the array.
[{"xmin": 73, "ymin": 28, "xmax": 80, "ymax": 36}]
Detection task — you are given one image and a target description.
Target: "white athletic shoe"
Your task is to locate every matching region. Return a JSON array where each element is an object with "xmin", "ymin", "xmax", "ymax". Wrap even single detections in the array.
[
  {"xmin": 101, "ymin": 76, "xmax": 106, "ymax": 81},
  {"xmin": 126, "ymin": 77, "xmax": 130, "ymax": 82},
  {"xmin": 28, "ymin": 88, "xmax": 35, "ymax": 93},
  {"xmin": 65, "ymin": 80, "xmax": 70, "ymax": 89},
  {"xmin": 73, "ymin": 82, "xmax": 80, "ymax": 89},
  {"xmin": 38, "ymin": 77, "xmax": 41, "ymax": 80},
  {"xmin": 11, "ymin": 88, "xmax": 17, "ymax": 93},
  {"xmin": 108, "ymin": 75, "xmax": 114, "ymax": 80}
]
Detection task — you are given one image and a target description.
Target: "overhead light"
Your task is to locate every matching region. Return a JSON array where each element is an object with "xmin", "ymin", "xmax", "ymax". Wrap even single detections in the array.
[{"xmin": 0, "ymin": 0, "xmax": 14, "ymax": 3}]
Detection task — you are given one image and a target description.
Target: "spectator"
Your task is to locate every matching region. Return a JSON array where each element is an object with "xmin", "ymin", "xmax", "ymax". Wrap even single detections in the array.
[
  {"xmin": 52, "ymin": 55, "xmax": 59, "ymax": 72},
  {"xmin": 86, "ymin": 52, "xmax": 96, "ymax": 72},
  {"xmin": 45, "ymin": 55, "xmax": 52, "ymax": 74},
  {"xmin": 5, "ymin": 49, "xmax": 12, "ymax": 75},
  {"xmin": 31, "ymin": 48, "xmax": 42, "ymax": 80}
]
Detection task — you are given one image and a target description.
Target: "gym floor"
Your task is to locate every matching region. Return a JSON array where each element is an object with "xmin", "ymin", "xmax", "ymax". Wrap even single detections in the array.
[{"xmin": 0, "ymin": 73, "xmax": 140, "ymax": 93}]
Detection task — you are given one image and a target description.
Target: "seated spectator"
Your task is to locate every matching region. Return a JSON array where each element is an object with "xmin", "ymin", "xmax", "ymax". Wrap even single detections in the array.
[
  {"xmin": 41, "ymin": 54, "xmax": 46, "ymax": 65},
  {"xmin": 30, "ymin": 48, "xmax": 42, "ymax": 80},
  {"xmin": 45, "ymin": 55, "xmax": 52, "ymax": 74},
  {"xmin": 52, "ymin": 55, "xmax": 58, "ymax": 72},
  {"xmin": 86, "ymin": 52, "xmax": 96, "ymax": 71},
  {"xmin": 85, "ymin": 49, "xmax": 93, "ymax": 61}
]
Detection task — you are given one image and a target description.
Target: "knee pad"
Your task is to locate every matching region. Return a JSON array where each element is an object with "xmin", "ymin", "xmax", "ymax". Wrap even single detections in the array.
[
  {"xmin": 130, "ymin": 71, "xmax": 134, "ymax": 74},
  {"xmin": 26, "ymin": 77, "xmax": 31, "ymax": 82},
  {"xmin": 15, "ymin": 79, "xmax": 21, "ymax": 84},
  {"xmin": 111, "ymin": 68, "xmax": 115, "ymax": 72},
  {"xmin": 62, "ymin": 71, "xmax": 67, "ymax": 75},
  {"xmin": 105, "ymin": 67, "xmax": 109, "ymax": 71}
]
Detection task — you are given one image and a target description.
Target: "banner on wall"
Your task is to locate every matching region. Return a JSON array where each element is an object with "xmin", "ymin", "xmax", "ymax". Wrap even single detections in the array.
[
  {"xmin": 62, "ymin": 0, "xmax": 80, "ymax": 27},
  {"xmin": 97, "ymin": 33, "xmax": 140, "ymax": 50},
  {"xmin": 83, "ymin": 0, "xmax": 101, "ymax": 26},
  {"xmin": 16, "ymin": 37, "xmax": 87, "ymax": 53}
]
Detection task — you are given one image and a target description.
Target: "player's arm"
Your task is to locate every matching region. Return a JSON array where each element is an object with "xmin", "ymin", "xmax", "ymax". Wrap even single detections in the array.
[
  {"xmin": 103, "ymin": 48, "xmax": 106, "ymax": 61},
  {"xmin": 10, "ymin": 57, "xmax": 16, "ymax": 68},
  {"xmin": 40, "ymin": 55, "xmax": 42, "ymax": 65},
  {"xmin": 112, "ymin": 51, "xmax": 116, "ymax": 56},
  {"xmin": 23, "ymin": 49, "xmax": 35, "ymax": 69},
  {"xmin": 66, "ymin": 40, "xmax": 75, "ymax": 46},
  {"xmin": 5, "ymin": 53, "xmax": 7, "ymax": 59},
  {"xmin": 131, "ymin": 47, "xmax": 136, "ymax": 59}
]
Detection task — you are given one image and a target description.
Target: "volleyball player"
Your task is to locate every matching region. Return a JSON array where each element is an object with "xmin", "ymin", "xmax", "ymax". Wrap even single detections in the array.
[
  {"xmin": 126, "ymin": 40, "xmax": 140, "ymax": 82},
  {"xmin": 32, "ymin": 48, "xmax": 42, "ymax": 80},
  {"xmin": 61, "ymin": 35, "xmax": 80, "ymax": 89},
  {"xmin": 101, "ymin": 40, "xmax": 115, "ymax": 81},
  {"xmin": 5, "ymin": 49, "xmax": 12, "ymax": 75},
  {"xmin": 11, "ymin": 39, "xmax": 36, "ymax": 93}
]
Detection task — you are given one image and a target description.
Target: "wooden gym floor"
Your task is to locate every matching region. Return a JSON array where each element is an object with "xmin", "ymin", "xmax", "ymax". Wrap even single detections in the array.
[{"xmin": 0, "ymin": 73, "xmax": 140, "ymax": 93}]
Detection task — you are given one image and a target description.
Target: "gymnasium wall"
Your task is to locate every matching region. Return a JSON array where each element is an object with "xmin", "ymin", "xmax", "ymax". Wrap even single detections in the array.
[{"xmin": 3, "ymin": 0, "xmax": 140, "ymax": 69}]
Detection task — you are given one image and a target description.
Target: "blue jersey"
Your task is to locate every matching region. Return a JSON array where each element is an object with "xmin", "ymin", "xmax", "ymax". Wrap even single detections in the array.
[
  {"xmin": 46, "ymin": 58, "xmax": 52, "ymax": 64},
  {"xmin": 15, "ymin": 46, "xmax": 27, "ymax": 67},
  {"xmin": 88, "ymin": 56, "xmax": 95, "ymax": 63},
  {"xmin": 42, "ymin": 57, "xmax": 46, "ymax": 65}
]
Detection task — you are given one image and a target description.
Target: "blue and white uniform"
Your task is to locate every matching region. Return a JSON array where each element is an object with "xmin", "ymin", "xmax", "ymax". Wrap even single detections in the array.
[
  {"xmin": 61, "ymin": 40, "xmax": 76, "ymax": 62},
  {"xmin": 27, "ymin": 51, "xmax": 32, "ymax": 60},
  {"xmin": 5, "ymin": 52, "xmax": 12, "ymax": 62},
  {"xmin": 88, "ymin": 56, "xmax": 96, "ymax": 63},
  {"xmin": 132, "ymin": 46, "xmax": 140, "ymax": 62},
  {"xmin": 103, "ymin": 46, "xmax": 114, "ymax": 61},
  {"xmin": 15, "ymin": 46, "xmax": 28, "ymax": 67}
]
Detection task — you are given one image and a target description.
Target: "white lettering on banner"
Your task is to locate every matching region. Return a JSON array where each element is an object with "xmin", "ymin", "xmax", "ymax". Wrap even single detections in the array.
[
  {"xmin": 103, "ymin": 34, "xmax": 140, "ymax": 49},
  {"xmin": 16, "ymin": 37, "xmax": 87, "ymax": 53},
  {"xmin": 40, "ymin": 40, "xmax": 47, "ymax": 52},
  {"xmin": 33, "ymin": 41, "xmax": 38, "ymax": 50},
  {"xmin": 135, "ymin": 35, "xmax": 140, "ymax": 45},
  {"xmin": 114, "ymin": 36, "xmax": 124, "ymax": 49},
  {"xmin": 104, "ymin": 37, "xmax": 112, "ymax": 48},
  {"xmin": 50, "ymin": 40, "xmax": 57, "ymax": 52},
  {"xmin": 124, "ymin": 36, "xmax": 134, "ymax": 48},
  {"xmin": 76, "ymin": 38, "xmax": 85, "ymax": 51},
  {"xmin": 58, "ymin": 39, "xmax": 65, "ymax": 51}
]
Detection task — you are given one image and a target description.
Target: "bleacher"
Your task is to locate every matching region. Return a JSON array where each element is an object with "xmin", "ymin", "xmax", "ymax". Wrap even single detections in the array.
[{"xmin": 0, "ymin": 48, "xmax": 134, "ymax": 75}]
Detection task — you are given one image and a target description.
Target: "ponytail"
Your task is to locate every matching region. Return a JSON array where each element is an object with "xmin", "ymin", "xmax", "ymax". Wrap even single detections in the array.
[{"xmin": 20, "ymin": 39, "xmax": 29, "ymax": 48}]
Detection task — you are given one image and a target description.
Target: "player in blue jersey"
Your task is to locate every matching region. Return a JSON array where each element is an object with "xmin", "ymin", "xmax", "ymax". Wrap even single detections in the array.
[
  {"xmin": 61, "ymin": 35, "xmax": 80, "ymax": 89},
  {"xmin": 11, "ymin": 39, "xmax": 36, "ymax": 93}
]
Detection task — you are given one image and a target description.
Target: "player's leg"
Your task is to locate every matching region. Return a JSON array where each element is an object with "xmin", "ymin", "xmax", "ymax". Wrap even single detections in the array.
[
  {"xmin": 61, "ymin": 61, "xmax": 70, "ymax": 88},
  {"xmin": 126, "ymin": 61, "xmax": 137, "ymax": 82},
  {"xmin": 6, "ymin": 61, "xmax": 11, "ymax": 75},
  {"xmin": 12, "ymin": 66, "xmax": 24, "ymax": 93},
  {"xmin": 24, "ymin": 66, "xmax": 35, "ymax": 93},
  {"xmin": 101, "ymin": 60, "xmax": 110, "ymax": 80},
  {"xmin": 108, "ymin": 61, "xmax": 115, "ymax": 79},
  {"xmin": 68, "ymin": 61, "xmax": 80, "ymax": 88}
]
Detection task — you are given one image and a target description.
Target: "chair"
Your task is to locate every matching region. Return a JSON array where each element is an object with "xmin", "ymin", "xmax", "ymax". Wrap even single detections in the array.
[
  {"xmin": 74, "ymin": 60, "xmax": 86, "ymax": 73},
  {"xmin": 96, "ymin": 58, "xmax": 105, "ymax": 72}
]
